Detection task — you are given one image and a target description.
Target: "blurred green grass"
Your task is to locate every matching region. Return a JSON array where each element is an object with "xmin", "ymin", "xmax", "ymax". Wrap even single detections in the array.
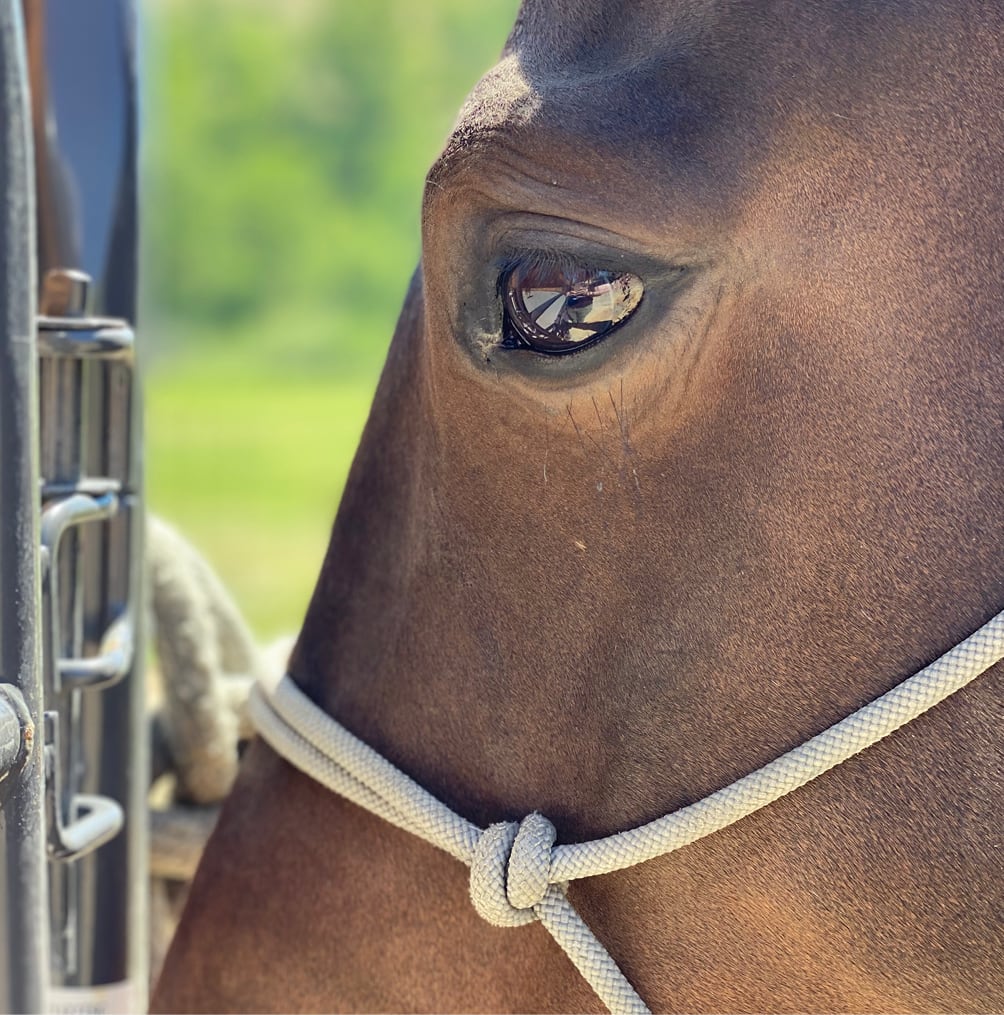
[
  {"xmin": 146, "ymin": 358, "xmax": 376, "ymax": 637},
  {"xmin": 142, "ymin": 0, "xmax": 518, "ymax": 637}
]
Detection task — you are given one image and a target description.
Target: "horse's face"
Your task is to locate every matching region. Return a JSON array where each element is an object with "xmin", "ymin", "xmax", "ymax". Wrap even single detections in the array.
[
  {"xmin": 294, "ymin": 0, "xmax": 1001, "ymax": 832},
  {"xmin": 155, "ymin": 3, "xmax": 1002, "ymax": 1011}
]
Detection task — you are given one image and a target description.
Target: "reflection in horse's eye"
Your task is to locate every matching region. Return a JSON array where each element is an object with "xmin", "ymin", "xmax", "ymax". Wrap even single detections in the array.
[{"xmin": 502, "ymin": 262, "xmax": 643, "ymax": 354}]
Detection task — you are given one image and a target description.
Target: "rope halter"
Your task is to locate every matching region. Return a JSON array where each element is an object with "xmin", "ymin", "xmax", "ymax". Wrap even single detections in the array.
[
  {"xmin": 249, "ymin": 607, "xmax": 1004, "ymax": 1015},
  {"xmin": 470, "ymin": 813, "xmax": 563, "ymax": 926}
]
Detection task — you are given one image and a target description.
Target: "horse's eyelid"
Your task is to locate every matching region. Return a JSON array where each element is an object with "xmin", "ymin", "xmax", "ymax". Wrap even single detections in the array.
[{"xmin": 496, "ymin": 249, "xmax": 596, "ymax": 282}]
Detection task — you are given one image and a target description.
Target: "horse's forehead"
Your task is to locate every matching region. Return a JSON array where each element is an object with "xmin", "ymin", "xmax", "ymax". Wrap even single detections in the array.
[
  {"xmin": 444, "ymin": 2, "xmax": 986, "ymax": 155},
  {"xmin": 433, "ymin": 1, "xmax": 999, "ymax": 257},
  {"xmin": 443, "ymin": 3, "xmax": 744, "ymax": 158},
  {"xmin": 431, "ymin": 27, "xmax": 760, "ymax": 237},
  {"xmin": 505, "ymin": 0, "xmax": 968, "ymax": 69}
]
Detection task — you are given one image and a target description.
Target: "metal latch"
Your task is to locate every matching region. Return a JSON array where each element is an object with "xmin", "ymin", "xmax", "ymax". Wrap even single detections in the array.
[
  {"xmin": 40, "ymin": 492, "xmax": 126, "ymax": 695},
  {"xmin": 43, "ymin": 711, "xmax": 123, "ymax": 860},
  {"xmin": 40, "ymin": 491, "xmax": 131, "ymax": 861}
]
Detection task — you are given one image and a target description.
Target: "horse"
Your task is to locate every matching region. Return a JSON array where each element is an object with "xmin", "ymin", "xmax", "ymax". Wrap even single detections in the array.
[{"xmin": 152, "ymin": 1, "xmax": 1003, "ymax": 1010}]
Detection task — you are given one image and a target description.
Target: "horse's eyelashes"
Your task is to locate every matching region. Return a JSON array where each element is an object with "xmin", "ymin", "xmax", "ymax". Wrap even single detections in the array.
[{"xmin": 500, "ymin": 261, "xmax": 643, "ymax": 354}]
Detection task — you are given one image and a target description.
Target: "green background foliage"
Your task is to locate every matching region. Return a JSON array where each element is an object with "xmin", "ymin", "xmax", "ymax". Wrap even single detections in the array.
[{"xmin": 142, "ymin": 0, "xmax": 519, "ymax": 636}]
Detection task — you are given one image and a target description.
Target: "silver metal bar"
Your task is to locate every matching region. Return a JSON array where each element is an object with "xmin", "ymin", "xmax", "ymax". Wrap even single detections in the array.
[
  {"xmin": 36, "ymin": 321, "xmax": 134, "ymax": 361},
  {"xmin": 41, "ymin": 476, "xmax": 121, "ymax": 499},
  {"xmin": 41, "ymin": 492, "xmax": 118, "ymax": 546},
  {"xmin": 40, "ymin": 492, "xmax": 119, "ymax": 699},
  {"xmin": 58, "ymin": 613, "xmax": 133, "ymax": 690},
  {"xmin": 25, "ymin": 0, "xmax": 148, "ymax": 998},
  {"xmin": 43, "ymin": 712, "xmax": 124, "ymax": 861},
  {"xmin": 0, "ymin": 1, "xmax": 47, "ymax": 1010},
  {"xmin": 25, "ymin": 0, "xmax": 147, "ymax": 1001},
  {"xmin": 52, "ymin": 796, "xmax": 124, "ymax": 858},
  {"xmin": 39, "ymin": 494, "xmax": 129, "ymax": 864}
]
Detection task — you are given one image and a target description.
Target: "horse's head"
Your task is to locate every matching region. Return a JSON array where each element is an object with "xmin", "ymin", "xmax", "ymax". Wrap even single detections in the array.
[
  {"xmin": 294, "ymin": 0, "xmax": 1001, "ymax": 831},
  {"xmin": 156, "ymin": 4, "xmax": 1003, "ymax": 1010}
]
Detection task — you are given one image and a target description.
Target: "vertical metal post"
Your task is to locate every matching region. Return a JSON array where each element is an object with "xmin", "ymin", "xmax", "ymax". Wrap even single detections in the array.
[
  {"xmin": 23, "ymin": 0, "xmax": 147, "ymax": 1008},
  {"xmin": 0, "ymin": 4, "xmax": 47, "ymax": 1013}
]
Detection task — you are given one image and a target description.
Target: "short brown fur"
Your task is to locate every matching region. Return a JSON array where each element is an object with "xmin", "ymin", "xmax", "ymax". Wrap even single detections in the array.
[{"xmin": 154, "ymin": 2, "xmax": 1003, "ymax": 1011}]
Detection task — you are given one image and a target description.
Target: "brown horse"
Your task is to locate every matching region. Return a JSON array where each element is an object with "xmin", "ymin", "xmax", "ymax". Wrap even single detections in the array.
[{"xmin": 153, "ymin": 1, "xmax": 1003, "ymax": 1011}]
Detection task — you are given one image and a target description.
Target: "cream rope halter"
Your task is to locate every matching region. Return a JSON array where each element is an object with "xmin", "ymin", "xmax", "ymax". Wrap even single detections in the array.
[{"xmin": 250, "ymin": 609, "xmax": 1004, "ymax": 1015}]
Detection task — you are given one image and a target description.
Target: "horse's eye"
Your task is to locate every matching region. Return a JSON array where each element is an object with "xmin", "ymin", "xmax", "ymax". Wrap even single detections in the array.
[{"xmin": 501, "ymin": 262, "xmax": 643, "ymax": 354}]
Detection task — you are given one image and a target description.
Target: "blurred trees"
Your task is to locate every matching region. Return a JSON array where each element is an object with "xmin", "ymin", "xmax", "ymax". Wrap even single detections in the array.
[{"xmin": 141, "ymin": 0, "xmax": 519, "ymax": 376}]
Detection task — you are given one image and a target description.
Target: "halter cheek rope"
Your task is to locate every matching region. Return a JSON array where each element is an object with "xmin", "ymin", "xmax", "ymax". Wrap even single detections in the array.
[{"xmin": 249, "ymin": 609, "xmax": 1004, "ymax": 1015}]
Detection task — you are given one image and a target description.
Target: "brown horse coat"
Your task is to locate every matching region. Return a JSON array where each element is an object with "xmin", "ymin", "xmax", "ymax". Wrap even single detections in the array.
[{"xmin": 154, "ymin": 1, "xmax": 1003, "ymax": 1011}]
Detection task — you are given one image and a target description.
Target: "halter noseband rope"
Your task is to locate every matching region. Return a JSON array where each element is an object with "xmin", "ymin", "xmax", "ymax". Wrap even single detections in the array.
[{"xmin": 249, "ymin": 609, "xmax": 1004, "ymax": 1015}]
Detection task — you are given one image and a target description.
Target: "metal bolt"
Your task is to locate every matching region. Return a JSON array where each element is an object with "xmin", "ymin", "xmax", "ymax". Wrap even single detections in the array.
[
  {"xmin": 40, "ymin": 268, "xmax": 91, "ymax": 317},
  {"xmin": 0, "ymin": 684, "xmax": 32, "ymax": 781}
]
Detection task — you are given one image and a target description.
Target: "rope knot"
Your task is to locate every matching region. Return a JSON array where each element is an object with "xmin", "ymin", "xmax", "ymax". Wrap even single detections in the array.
[{"xmin": 469, "ymin": 812, "xmax": 557, "ymax": 927}]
